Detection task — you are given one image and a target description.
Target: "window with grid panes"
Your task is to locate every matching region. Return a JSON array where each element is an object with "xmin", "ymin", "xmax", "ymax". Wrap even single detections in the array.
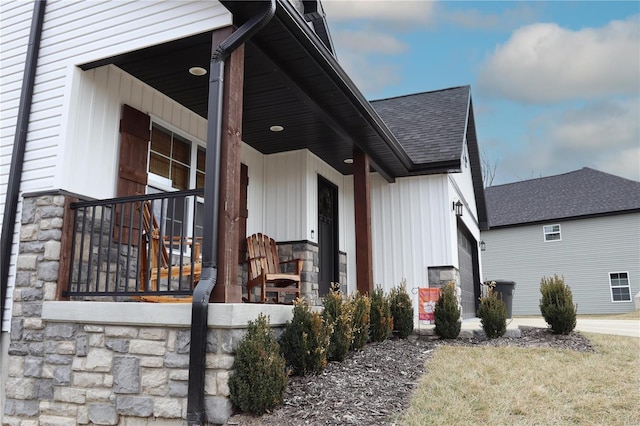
[
  {"xmin": 150, "ymin": 124, "xmax": 191, "ymax": 190},
  {"xmin": 148, "ymin": 123, "xmax": 205, "ymax": 257},
  {"xmin": 543, "ymin": 224, "xmax": 561, "ymax": 242},
  {"xmin": 609, "ymin": 272, "xmax": 631, "ymax": 302}
]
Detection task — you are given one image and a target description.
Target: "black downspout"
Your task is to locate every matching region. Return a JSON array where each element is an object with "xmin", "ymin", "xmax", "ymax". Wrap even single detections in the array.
[
  {"xmin": 0, "ymin": 0, "xmax": 46, "ymax": 333},
  {"xmin": 186, "ymin": 1, "xmax": 275, "ymax": 424}
]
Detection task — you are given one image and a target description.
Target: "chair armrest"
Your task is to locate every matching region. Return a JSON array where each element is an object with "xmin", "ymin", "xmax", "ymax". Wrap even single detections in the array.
[
  {"xmin": 280, "ymin": 258, "xmax": 303, "ymax": 274},
  {"xmin": 248, "ymin": 256, "xmax": 268, "ymax": 272}
]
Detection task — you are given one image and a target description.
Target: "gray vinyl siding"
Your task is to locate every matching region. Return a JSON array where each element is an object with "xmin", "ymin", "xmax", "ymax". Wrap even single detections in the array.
[{"xmin": 481, "ymin": 213, "xmax": 640, "ymax": 315}]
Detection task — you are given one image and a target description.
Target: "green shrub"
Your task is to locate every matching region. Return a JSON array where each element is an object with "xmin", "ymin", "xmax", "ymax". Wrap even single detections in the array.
[
  {"xmin": 229, "ymin": 314, "xmax": 288, "ymax": 415},
  {"xmin": 279, "ymin": 298, "xmax": 331, "ymax": 375},
  {"xmin": 369, "ymin": 285, "xmax": 394, "ymax": 342},
  {"xmin": 389, "ymin": 280, "xmax": 414, "ymax": 339},
  {"xmin": 434, "ymin": 282, "xmax": 461, "ymax": 339},
  {"xmin": 477, "ymin": 284, "xmax": 507, "ymax": 338},
  {"xmin": 322, "ymin": 289, "xmax": 354, "ymax": 362},
  {"xmin": 349, "ymin": 291, "xmax": 371, "ymax": 351},
  {"xmin": 539, "ymin": 274, "xmax": 577, "ymax": 335}
]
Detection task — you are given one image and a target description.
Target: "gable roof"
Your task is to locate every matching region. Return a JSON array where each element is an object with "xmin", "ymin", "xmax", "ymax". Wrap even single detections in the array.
[
  {"xmin": 485, "ymin": 168, "xmax": 640, "ymax": 228},
  {"xmin": 371, "ymin": 86, "xmax": 470, "ymax": 170},
  {"xmin": 371, "ymin": 86, "xmax": 489, "ymax": 230}
]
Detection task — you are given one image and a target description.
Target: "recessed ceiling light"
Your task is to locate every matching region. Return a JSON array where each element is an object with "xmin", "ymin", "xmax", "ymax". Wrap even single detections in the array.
[
  {"xmin": 189, "ymin": 67, "xmax": 207, "ymax": 76},
  {"xmin": 270, "ymin": 125, "xmax": 284, "ymax": 132},
  {"xmin": 343, "ymin": 158, "xmax": 353, "ymax": 164}
]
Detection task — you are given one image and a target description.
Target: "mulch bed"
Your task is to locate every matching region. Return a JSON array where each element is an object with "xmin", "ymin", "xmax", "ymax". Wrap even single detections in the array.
[{"xmin": 225, "ymin": 327, "xmax": 596, "ymax": 426}]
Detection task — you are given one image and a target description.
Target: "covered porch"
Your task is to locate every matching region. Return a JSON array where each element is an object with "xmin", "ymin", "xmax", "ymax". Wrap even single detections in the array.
[{"xmin": 60, "ymin": 0, "xmax": 412, "ymax": 305}]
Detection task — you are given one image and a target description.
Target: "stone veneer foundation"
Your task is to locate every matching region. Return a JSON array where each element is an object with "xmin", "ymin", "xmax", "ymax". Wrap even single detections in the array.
[{"xmin": 3, "ymin": 191, "xmax": 294, "ymax": 425}]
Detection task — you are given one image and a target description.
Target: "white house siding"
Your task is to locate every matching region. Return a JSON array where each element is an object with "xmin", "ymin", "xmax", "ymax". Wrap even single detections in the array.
[
  {"xmin": 481, "ymin": 213, "xmax": 640, "ymax": 315},
  {"xmin": 1, "ymin": 0, "xmax": 230, "ymax": 328},
  {"xmin": 241, "ymin": 143, "xmax": 266, "ymax": 237},
  {"xmin": 370, "ymin": 173, "xmax": 452, "ymax": 300},
  {"xmin": 262, "ymin": 150, "xmax": 308, "ymax": 242},
  {"xmin": 61, "ymin": 64, "xmax": 208, "ymax": 199},
  {"xmin": 241, "ymin": 148, "xmax": 358, "ymax": 292},
  {"xmin": 450, "ymin": 138, "xmax": 479, "ymax": 226},
  {"xmin": 447, "ymin": 142, "xmax": 483, "ymax": 274}
]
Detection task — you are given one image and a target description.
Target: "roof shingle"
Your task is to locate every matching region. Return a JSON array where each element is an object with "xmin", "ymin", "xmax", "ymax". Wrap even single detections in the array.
[
  {"xmin": 485, "ymin": 168, "xmax": 640, "ymax": 228},
  {"xmin": 371, "ymin": 85, "xmax": 470, "ymax": 166}
]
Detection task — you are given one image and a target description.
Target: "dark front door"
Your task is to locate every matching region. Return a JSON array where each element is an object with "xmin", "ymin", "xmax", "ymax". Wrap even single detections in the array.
[{"xmin": 318, "ymin": 176, "xmax": 338, "ymax": 297}]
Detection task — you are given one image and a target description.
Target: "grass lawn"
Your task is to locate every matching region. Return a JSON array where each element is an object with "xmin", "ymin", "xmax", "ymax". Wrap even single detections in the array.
[
  {"xmin": 399, "ymin": 333, "xmax": 640, "ymax": 425},
  {"xmin": 577, "ymin": 310, "xmax": 640, "ymax": 320}
]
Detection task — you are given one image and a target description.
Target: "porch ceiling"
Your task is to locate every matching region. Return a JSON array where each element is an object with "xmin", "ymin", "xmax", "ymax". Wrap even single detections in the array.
[{"xmin": 80, "ymin": 1, "xmax": 410, "ymax": 182}]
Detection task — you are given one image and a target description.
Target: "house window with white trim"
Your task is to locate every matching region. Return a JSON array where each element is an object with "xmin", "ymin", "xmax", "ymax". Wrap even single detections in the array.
[
  {"xmin": 543, "ymin": 224, "xmax": 561, "ymax": 242},
  {"xmin": 609, "ymin": 272, "xmax": 631, "ymax": 302},
  {"xmin": 148, "ymin": 122, "xmax": 205, "ymax": 245}
]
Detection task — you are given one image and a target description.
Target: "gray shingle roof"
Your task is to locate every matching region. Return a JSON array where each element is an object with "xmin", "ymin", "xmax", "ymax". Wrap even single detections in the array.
[
  {"xmin": 485, "ymin": 168, "xmax": 640, "ymax": 228},
  {"xmin": 370, "ymin": 85, "xmax": 470, "ymax": 165}
]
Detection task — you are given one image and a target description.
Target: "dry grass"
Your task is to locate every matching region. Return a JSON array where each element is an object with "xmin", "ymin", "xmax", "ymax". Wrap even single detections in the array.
[
  {"xmin": 577, "ymin": 310, "xmax": 640, "ymax": 320},
  {"xmin": 399, "ymin": 333, "xmax": 640, "ymax": 425}
]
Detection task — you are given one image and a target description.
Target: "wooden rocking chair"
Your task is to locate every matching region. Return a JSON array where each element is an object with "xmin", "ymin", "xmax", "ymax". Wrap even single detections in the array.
[
  {"xmin": 246, "ymin": 233, "xmax": 302, "ymax": 303},
  {"xmin": 137, "ymin": 200, "xmax": 201, "ymax": 303}
]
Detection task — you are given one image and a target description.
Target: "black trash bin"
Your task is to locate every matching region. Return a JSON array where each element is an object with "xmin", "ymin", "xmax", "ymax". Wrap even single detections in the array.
[{"xmin": 492, "ymin": 280, "xmax": 516, "ymax": 318}]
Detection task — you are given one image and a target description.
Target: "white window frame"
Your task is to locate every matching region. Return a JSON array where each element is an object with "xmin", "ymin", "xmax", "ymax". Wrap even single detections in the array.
[
  {"xmin": 543, "ymin": 224, "xmax": 561, "ymax": 242},
  {"xmin": 149, "ymin": 116, "xmax": 206, "ymax": 192},
  {"xmin": 147, "ymin": 117, "xmax": 206, "ymax": 255},
  {"xmin": 609, "ymin": 272, "xmax": 632, "ymax": 303}
]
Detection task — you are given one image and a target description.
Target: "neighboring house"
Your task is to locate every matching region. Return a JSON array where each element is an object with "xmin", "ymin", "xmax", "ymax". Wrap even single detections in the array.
[
  {"xmin": 1, "ymin": 1, "xmax": 486, "ymax": 423},
  {"xmin": 481, "ymin": 168, "xmax": 640, "ymax": 316}
]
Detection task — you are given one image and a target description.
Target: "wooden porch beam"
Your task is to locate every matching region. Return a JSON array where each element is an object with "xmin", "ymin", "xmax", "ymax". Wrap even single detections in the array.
[
  {"xmin": 353, "ymin": 147, "xmax": 373, "ymax": 295},
  {"xmin": 211, "ymin": 26, "xmax": 245, "ymax": 303}
]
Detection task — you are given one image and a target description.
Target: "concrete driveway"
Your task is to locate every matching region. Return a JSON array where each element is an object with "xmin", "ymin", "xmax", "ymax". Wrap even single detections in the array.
[{"xmin": 461, "ymin": 316, "xmax": 640, "ymax": 338}]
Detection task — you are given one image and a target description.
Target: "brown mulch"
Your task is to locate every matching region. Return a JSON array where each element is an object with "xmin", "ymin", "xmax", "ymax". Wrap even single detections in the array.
[{"xmin": 224, "ymin": 327, "xmax": 596, "ymax": 426}]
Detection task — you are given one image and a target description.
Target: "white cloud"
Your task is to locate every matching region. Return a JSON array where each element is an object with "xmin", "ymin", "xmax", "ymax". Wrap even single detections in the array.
[
  {"xmin": 478, "ymin": 16, "xmax": 640, "ymax": 103},
  {"xmin": 495, "ymin": 97, "xmax": 640, "ymax": 183},
  {"xmin": 332, "ymin": 29, "xmax": 409, "ymax": 54},
  {"xmin": 322, "ymin": 0, "xmax": 436, "ymax": 26},
  {"xmin": 445, "ymin": 4, "xmax": 539, "ymax": 31},
  {"xmin": 334, "ymin": 48, "xmax": 403, "ymax": 95},
  {"xmin": 330, "ymin": 28, "xmax": 408, "ymax": 94}
]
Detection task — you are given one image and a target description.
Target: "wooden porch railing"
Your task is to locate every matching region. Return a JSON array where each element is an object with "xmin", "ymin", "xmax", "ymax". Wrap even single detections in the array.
[{"xmin": 60, "ymin": 190, "xmax": 204, "ymax": 300}]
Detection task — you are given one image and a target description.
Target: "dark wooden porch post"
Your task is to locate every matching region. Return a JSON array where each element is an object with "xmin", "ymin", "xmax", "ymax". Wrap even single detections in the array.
[
  {"xmin": 353, "ymin": 147, "xmax": 373, "ymax": 295},
  {"xmin": 211, "ymin": 26, "xmax": 245, "ymax": 303}
]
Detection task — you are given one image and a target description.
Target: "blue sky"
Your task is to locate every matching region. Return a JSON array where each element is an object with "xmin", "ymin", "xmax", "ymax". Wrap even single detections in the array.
[{"xmin": 322, "ymin": 1, "xmax": 640, "ymax": 185}]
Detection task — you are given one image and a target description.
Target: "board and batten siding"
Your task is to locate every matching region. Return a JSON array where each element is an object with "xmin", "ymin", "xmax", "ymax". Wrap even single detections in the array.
[
  {"xmin": 447, "ymin": 138, "xmax": 482, "ymax": 269},
  {"xmin": 450, "ymin": 138, "xmax": 479, "ymax": 225},
  {"xmin": 481, "ymin": 213, "xmax": 640, "ymax": 315},
  {"xmin": 1, "ymin": 0, "xmax": 230, "ymax": 328},
  {"xmin": 61, "ymin": 64, "xmax": 208, "ymax": 199},
  {"xmin": 241, "ymin": 143, "xmax": 266, "ymax": 238},
  {"xmin": 242, "ymin": 148, "xmax": 358, "ymax": 291},
  {"xmin": 370, "ymin": 173, "xmax": 453, "ymax": 296}
]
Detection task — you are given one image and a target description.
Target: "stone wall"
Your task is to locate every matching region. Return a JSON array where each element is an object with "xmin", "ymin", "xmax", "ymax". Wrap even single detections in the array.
[
  {"xmin": 4, "ymin": 321, "xmax": 235, "ymax": 425},
  {"xmin": 427, "ymin": 265, "xmax": 463, "ymax": 317},
  {"xmin": 276, "ymin": 242, "xmax": 348, "ymax": 306},
  {"xmin": 277, "ymin": 241, "xmax": 319, "ymax": 305},
  {"xmin": 3, "ymin": 191, "xmax": 293, "ymax": 425},
  {"xmin": 4, "ymin": 300, "xmax": 293, "ymax": 425}
]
